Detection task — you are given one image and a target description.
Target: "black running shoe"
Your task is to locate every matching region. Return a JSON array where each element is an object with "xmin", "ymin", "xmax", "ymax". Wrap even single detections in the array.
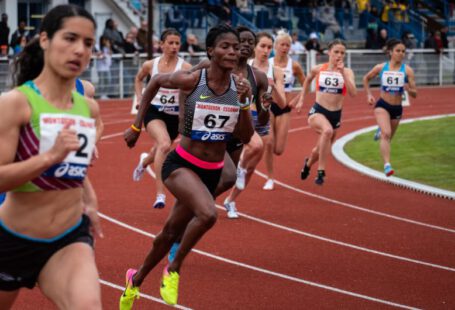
[
  {"xmin": 315, "ymin": 170, "xmax": 325, "ymax": 185},
  {"xmin": 301, "ymin": 158, "xmax": 311, "ymax": 180}
]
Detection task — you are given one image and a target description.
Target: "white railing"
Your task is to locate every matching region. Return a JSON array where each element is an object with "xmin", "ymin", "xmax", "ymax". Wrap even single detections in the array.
[{"xmin": 1, "ymin": 49, "xmax": 454, "ymax": 98}]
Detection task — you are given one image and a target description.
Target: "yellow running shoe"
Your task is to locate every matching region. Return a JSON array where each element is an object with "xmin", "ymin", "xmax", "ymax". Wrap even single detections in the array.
[
  {"xmin": 160, "ymin": 266, "xmax": 180, "ymax": 305},
  {"xmin": 119, "ymin": 268, "xmax": 140, "ymax": 310}
]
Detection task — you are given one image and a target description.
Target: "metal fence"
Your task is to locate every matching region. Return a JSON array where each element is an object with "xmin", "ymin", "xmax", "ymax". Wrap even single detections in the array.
[{"xmin": 1, "ymin": 49, "xmax": 454, "ymax": 98}]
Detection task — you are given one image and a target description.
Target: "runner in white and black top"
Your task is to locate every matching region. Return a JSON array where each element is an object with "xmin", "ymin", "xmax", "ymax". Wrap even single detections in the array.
[
  {"xmin": 131, "ymin": 28, "xmax": 192, "ymax": 209},
  {"xmin": 122, "ymin": 24, "xmax": 254, "ymax": 307}
]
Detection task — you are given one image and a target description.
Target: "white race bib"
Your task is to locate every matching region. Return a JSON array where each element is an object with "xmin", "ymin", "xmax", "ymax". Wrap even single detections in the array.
[
  {"xmin": 381, "ymin": 71, "xmax": 405, "ymax": 93},
  {"xmin": 318, "ymin": 71, "xmax": 344, "ymax": 94},
  {"xmin": 191, "ymin": 102, "xmax": 239, "ymax": 142},
  {"xmin": 151, "ymin": 88, "xmax": 179, "ymax": 115},
  {"xmin": 39, "ymin": 114, "xmax": 96, "ymax": 180}
]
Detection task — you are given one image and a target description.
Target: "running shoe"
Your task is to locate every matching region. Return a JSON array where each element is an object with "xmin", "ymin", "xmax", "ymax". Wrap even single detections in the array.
[
  {"xmin": 301, "ymin": 158, "xmax": 311, "ymax": 180},
  {"xmin": 153, "ymin": 194, "xmax": 166, "ymax": 209},
  {"xmin": 235, "ymin": 166, "xmax": 247, "ymax": 190},
  {"xmin": 373, "ymin": 127, "xmax": 381, "ymax": 141},
  {"xmin": 160, "ymin": 265, "xmax": 180, "ymax": 305},
  {"xmin": 119, "ymin": 268, "xmax": 140, "ymax": 310},
  {"xmin": 133, "ymin": 153, "xmax": 149, "ymax": 181},
  {"xmin": 168, "ymin": 242, "xmax": 180, "ymax": 263},
  {"xmin": 262, "ymin": 179, "xmax": 274, "ymax": 190},
  {"xmin": 384, "ymin": 164, "xmax": 394, "ymax": 177},
  {"xmin": 224, "ymin": 198, "xmax": 239, "ymax": 219},
  {"xmin": 314, "ymin": 170, "xmax": 325, "ymax": 185}
]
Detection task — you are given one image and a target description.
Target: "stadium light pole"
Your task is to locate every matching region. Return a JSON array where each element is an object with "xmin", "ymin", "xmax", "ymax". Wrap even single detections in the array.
[{"xmin": 147, "ymin": 0, "xmax": 154, "ymax": 60}]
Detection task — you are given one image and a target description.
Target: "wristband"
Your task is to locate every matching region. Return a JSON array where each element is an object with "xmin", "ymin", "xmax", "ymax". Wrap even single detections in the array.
[
  {"xmin": 241, "ymin": 105, "xmax": 250, "ymax": 111},
  {"xmin": 261, "ymin": 102, "xmax": 270, "ymax": 111},
  {"xmin": 131, "ymin": 124, "xmax": 141, "ymax": 132},
  {"xmin": 238, "ymin": 97, "xmax": 250, "ymax": 110}
]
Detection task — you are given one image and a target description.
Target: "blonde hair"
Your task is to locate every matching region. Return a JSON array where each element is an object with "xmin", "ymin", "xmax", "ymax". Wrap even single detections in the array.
[{"xmin": 274, "ymin": 29, "xmax": 292, "ymax": 48}]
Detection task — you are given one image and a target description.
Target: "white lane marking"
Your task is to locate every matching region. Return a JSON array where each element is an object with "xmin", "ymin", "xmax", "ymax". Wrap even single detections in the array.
[
  {"xmin": 254, "ymin": 170, "xmax": 455, "ymax": 234},
  {"xmin": 99, "ymin": 279, "xmax": 192, "ymax": 309},
  {"xmin": 219, "ymin": 204, "xmax": 455, "ymax": 272},
  {"xmin": 144, "ymin": 158, "xmax": 455, "ymax": 272},
  {"xmin": 332, "ymin": 114, "xmax": 455, "ymax": 200},
  {"xmin": 98, "ymin": 212, "xmax": 420, "ymax": 310}
]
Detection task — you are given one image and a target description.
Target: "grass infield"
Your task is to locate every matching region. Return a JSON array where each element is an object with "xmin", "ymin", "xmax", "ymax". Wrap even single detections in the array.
[{"xmin": 344, "ymin": 116, "xmax": 455, "ymax": 192}]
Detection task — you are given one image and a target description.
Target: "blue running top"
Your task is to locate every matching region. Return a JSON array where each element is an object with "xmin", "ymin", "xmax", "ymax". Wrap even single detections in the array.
[{"xmin": 379, "ymin": 62, "xmax": 408, "ymax": 95}]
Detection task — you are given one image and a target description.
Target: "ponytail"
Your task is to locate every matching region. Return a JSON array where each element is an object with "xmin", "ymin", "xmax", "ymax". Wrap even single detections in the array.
[{"xmin": 11, "ymin": 37, "xmax": 43, "ymax": 87}]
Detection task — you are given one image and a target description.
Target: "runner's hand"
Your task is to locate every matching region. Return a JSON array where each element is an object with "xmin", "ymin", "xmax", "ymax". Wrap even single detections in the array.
[
  {"xmin": 48, "ymin": 122, "xmax": 80, "ymax": 164},
  {"xmin": 124, "ymin": 127, "xmax": 141, "ymax": 148}
]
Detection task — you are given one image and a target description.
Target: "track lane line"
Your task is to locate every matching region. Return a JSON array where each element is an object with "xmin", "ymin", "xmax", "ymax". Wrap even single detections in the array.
[
  {"xmin": 99, "ymin": 279, "xmax": 192, "ymax": 309},
  {"xmin": 98, "ymin": 212, "xmax": 420, "ymax": 310},
  {"xmin": 144, "ymin": 167, "xmax": 455, "ymax": 272}
]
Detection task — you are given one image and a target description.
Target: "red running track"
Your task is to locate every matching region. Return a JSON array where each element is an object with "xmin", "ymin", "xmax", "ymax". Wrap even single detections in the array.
[{"xmin": 13, "ymin": 87, "xmax": 455, "ymax": 309}]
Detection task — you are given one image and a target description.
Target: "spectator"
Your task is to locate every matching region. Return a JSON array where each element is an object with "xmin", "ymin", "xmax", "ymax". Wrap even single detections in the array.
[
  {"xmin": 305, "ymin": 32, "xmax": 323, "ymax": 54},
  {"xmin": 402, "ymin": 31, "xmax": 417, "ymax": 65},
  {"xmin": 378, "ymin": 28, "xmax": 388, "ymax": 51},
  {"xmin": 365, "ymin": 6, "xmax": 379, "ymax": 49},
  {"xmin": 96, "ymin": 36, "xmax": 112, "ymax": 99},
  {"xmin": 137, "ymin": 20, "xmax": 148, "ymax": 51},
  {"xmin": 440, "ymin": 26, "xmax": 449, "ymax": 49},
  {"xmin": 10, "ymin": 21, "xmax": 31, "ymax": 51},
  {"xmin": 127, "ymin": 26, "xmax": 143, "ymax": 52},
  {"xmin": 275, "ymin": 3, "xmax": 292, "ymax": 30},
  {"xmin": 424, "ymin": 31, "xmax": 443, "ymax": 54},
  {"xmin": 365, "ymin": 26, "xmax": 379, "ymax": 49},
  {"xmin": 102, "ymin": 18, "xmax": 124, "ymax": 53},
  {"xmin": 357, "ymin": 0, "xmax": 370, "ymax": 28},
  {"xmin": 380, "ymin": 0, "xmax": 393, "ymax": 25},
  {"xmin": 0, "ymin": 13, "xmax": 9, "ymax": 56},
  {"xmin": 124, "ymin": 31, "xmax": 139, "ymax": 54},
  {"xmin": 290, "ymin": 32, "xmax": 305, "ymax": 61},
  {"xmin": 335, "ymin": 0, "xmax": 353, "ymax": 31},
  {"xmin": 181, "ymin": 33, "xmax": 204, "ymax": 56},
  {"xmin": 13, "ymin": 35, "xmax": 27, "ymax": 55},
  {"xmin": 208, "ymin": 0, "xmax": 232, "ymax": 24},
  {"xmin": 164, "ymin": 6, "xmax": 188, "ymax": 35},
  {"xmin": 316, "ymin": 3, "xmax": 343, "ymax": 39},
  {"xmin": 236, "ymin": 0, "xmax": 254, "ymax": 21},
  {"xmin": 402, "ymin": 31, "xmax": 417, "ymax": 49}
]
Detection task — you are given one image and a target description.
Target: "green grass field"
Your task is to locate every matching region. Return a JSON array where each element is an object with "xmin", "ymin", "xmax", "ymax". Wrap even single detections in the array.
[{"xmin": 344, "ymin": 116, "xmax": 455, "ymax": 191}]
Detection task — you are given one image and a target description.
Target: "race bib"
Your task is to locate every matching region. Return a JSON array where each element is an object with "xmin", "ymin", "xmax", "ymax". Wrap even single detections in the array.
[
  {"xmin": 381, "ymin": 71, "xmax": 405, "ymax": 93},
  {"xmin": 151, "ymin": 88, "xmax": 179, "ymax": 115},
  {"xmin": 39, "ymin": 114, "xmax": 96, "ymax": 180},
  {"xmin": 191, "ymin": 102, "xmax": 239, "ymax": 142},
  {"xmin": 318, "ymin": 71, "xmax": 344, "ymax": 94}
]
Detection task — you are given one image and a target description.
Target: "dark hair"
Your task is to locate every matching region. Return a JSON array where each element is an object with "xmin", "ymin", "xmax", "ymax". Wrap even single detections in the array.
[
  {"xmin": 236, "ymin": 25, "xmax": 256, "ymax": 45},
  {"xmin": 160, "ymin": 28, "xmax": 181, "ymax": 42},
  {"xmin": 12, "ymin": 5, "xmax": 96, "ymax": 87},
  {"xmin": 105, "ymin": 18, "xmax": 114, "ymax": 30},
  {"xmin": 386, "ymin": 38, "xmax": 404, "ymax": 51},
  {"xmin": 327, "ymin": 39, "xmax": 346, "ymax": 50},
  {"xmin": 255, "ymin": 31, "xmax": 274, "ymax": 46},
  {"xmin": 205, "ymin": 23, "xmax": 239, "ymax": 59}
]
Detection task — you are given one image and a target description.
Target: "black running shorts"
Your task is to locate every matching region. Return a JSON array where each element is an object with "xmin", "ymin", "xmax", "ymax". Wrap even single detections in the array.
[{"xmin": 0, "ymin": 215, "xmax": 93, "ymax": 291}]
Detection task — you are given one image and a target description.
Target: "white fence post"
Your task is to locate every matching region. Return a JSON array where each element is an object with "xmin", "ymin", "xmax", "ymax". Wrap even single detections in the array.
[{"xmin": 439, "ymin": 53, "xmax": 443, "ymax": 86}]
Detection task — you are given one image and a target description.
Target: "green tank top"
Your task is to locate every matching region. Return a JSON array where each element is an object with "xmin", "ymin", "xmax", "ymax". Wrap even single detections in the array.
[{"xmin": 13, "ymin": 81, "xmax": 95, "ymax": 192}]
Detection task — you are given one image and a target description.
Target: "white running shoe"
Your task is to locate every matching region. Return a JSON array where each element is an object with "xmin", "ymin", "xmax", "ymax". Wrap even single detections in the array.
[
  {"xmin": 133, "ymin": 152, "xmax": 149, "ymax": 181},
  {"xmin": 153, "ymin": 194, "xmax": 166, "ymax": 209},
  {"xmin": 224, "ymin": 198, "xmax": 239, "ymax": 219},
  {"xmin": 262, "ymin": 179, "xmax": 274, "ymax": 191},
  {"xmin": 235, "ymin": 166, "xmax": 247, "ymax": 190}
]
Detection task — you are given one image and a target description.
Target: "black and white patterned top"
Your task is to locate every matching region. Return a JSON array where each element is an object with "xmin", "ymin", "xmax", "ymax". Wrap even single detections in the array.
[{"xmin": 180, "ymin": 69, "xmax": 240, "ymax": 142}]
